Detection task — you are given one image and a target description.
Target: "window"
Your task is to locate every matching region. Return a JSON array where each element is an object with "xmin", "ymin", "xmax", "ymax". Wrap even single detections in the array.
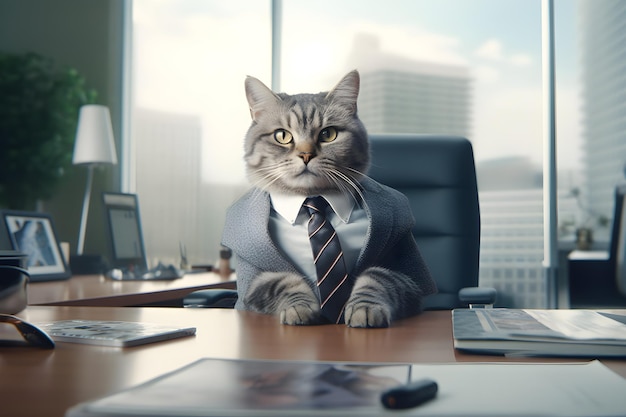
[
  {"xmin": 556, "ymin": 0, "xmax": 626, "ymax": 250},
  {"xmin": 130, "ymin": 0, "xmax": 626, "ymax": 308},
  {"xmin": 131, "ymin": 0, "xmax": 271, "ymax": 266},
  {"xmin": 281, "ymin": 0, "xmax": 545, "ymax": 307}
]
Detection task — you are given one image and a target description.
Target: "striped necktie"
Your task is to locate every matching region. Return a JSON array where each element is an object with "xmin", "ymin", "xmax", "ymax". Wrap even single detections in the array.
[{"xmin": 303, "ymin": 197, "xmax": 351, "ymax": 323}]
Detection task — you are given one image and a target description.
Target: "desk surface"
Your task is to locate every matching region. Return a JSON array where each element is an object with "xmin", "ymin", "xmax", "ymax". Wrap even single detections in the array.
[
  {"xmin": 27, "ymin": 272, "xmax": 235, "ymax": 307},
  {"xmin": 2, "ymin": 307, "xmax": 625, "ymax": 417}
]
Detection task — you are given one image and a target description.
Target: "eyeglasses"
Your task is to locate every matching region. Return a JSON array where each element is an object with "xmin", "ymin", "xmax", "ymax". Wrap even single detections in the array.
[{"xmin": 0, "ymin": 314, "xmax": 55, "ymax": 349}]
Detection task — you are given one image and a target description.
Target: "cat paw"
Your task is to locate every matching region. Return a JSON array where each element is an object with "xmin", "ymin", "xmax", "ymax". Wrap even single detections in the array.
[
  {"xmin": 243, "ymin": 271, "xmax": 321, "ymax": 325},
  {"xmin": 279, "ymin": 303, "xmax": 321, "ymax": 326},
  {"xmin": 344, "ymin": 302, "xmax": 391, "ymax": 328}
]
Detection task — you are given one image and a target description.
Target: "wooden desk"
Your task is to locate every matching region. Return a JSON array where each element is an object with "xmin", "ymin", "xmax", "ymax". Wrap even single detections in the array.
[
  {"xmin": 27, "ymin": 272, "xmax": 235, "ymax": 307},
  {"xmin": 1, "ymin": 307, "xmax": 625, "ymax": 417}
]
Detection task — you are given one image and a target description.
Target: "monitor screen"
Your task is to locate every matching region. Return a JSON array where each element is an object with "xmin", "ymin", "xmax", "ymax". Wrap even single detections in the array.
[{"xmin": 103, "ymin": 193, "xmax": 147, "ymax": 270}]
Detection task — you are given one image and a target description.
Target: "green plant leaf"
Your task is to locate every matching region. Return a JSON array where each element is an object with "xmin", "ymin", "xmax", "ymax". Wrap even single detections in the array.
[{"xmin": 0, "ymin": 52, "xmax": 98, "ymax": 209}]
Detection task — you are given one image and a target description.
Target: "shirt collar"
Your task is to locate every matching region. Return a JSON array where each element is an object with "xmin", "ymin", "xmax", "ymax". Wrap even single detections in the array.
[{"xmin": 270, "ymin": 192, "xmax": 355, "ymax": 225}]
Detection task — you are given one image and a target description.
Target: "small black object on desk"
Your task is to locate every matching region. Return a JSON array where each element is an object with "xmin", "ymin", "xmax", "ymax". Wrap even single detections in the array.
[
  {"xmin": 0, "ymin": 314, "xmax": 55, "ymax": 349},
  {"xmin": 381, "ymin": 378, "xmax": 438, "ymax": 409},
  {"xmin": 70, "ymin": 254, "xmax": 109, "ymax": 275}
]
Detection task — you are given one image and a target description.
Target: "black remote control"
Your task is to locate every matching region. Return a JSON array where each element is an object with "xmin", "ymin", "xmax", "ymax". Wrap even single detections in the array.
[{"xmin": 380, "ymin": 378, "xmax": 438, "ymax": 409}]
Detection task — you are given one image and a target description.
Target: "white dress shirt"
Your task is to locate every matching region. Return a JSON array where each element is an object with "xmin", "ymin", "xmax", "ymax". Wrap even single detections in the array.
[{"xmin": 268, "ymin": 192, "xmax": 370, "ymax": 284}]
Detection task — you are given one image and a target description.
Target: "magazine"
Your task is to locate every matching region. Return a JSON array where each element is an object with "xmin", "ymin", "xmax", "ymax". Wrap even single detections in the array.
[
  {"xmin": 452, "ymin": 308, "xmax": 626, "ymax": 357},
  {"xmin": 37, "ymin": 320, "xmax": 196, "ymax": 347},
  {"xmin": 65, "ymin": 357, "xmax": 626, "ymax": 417}
]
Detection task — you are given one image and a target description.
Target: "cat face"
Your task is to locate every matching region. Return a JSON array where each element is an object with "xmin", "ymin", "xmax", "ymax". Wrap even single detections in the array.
[{"xmin": 243, "ymin": 70, "xmax": 370, "ymax": 196}]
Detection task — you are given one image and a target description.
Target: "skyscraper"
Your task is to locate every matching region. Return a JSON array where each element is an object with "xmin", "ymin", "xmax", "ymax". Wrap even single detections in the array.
[
  {"xmin": 351, "ymin": 33, "xmax": 472, "ymax": 136},
  {"xmin": 359, "ymin": 67, "xmax": 472, "ymax": 137},
  {"xmin": 580, "ymin": 0, "xmax": 626, "ymax": 230},
  {"xmin": 133, "ymin": 108, "xmax": 203, "ymax": 265}
]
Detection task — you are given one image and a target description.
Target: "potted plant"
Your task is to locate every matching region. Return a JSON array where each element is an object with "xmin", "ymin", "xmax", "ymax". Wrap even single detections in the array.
[
  {"xmin": 559, "ymin": 187, "xmax": 610, "ymax": 250},
  {"xmin": 0, "ymin": 52, "xmax": 97, "ymax": 210}
]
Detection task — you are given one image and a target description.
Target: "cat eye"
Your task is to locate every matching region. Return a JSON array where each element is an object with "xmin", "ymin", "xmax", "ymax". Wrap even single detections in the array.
[
  {"xmin": 274, "ymin": 129, "xmax": 293, "ymax": 144},
  {"xmin": 318, "ymin": 127, "xmax": 338, "ymax": 143}
]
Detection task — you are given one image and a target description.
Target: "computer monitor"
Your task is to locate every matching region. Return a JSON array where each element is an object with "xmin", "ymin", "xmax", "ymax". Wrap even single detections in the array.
[{"xmin": 102, "ymin": 192, "xmax": 148, "ymax": 271}]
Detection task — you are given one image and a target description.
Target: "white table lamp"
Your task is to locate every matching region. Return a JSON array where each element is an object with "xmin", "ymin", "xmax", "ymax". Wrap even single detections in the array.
[{"xmin": 73, "ymin": 105, "xmax": 117, "ymax": 257}]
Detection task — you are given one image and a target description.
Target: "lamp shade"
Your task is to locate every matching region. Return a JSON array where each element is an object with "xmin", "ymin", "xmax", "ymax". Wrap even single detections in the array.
[{"xmin": 72, "ymin": 105, "xmax": 118, "ymax": 165}]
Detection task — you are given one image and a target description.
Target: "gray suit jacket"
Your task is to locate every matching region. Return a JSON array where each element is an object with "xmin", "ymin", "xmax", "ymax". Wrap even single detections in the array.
[{"xmin": 221, "ymin": 177, "xmax": 437, "ymax": 315}]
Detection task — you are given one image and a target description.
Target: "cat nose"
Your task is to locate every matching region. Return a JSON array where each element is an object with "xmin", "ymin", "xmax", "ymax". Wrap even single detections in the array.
[{"xmin": 298, "ymin": 152, "xmax": 316, "ymax": 165}]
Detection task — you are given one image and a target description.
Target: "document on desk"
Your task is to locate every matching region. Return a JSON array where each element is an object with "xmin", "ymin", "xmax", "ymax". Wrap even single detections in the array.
[
  {"xmin": 65, "ymin": 358, "xmax": 626, "ymax": 417},
  {"xmin": 452, "ymin": 308, "xmax": 626, "ymax": 357},
  {"xmin": 37, "ymin": 320, "xmax": 196, "ymax": 347}
]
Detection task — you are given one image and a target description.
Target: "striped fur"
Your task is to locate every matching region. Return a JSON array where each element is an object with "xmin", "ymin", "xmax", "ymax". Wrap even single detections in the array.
[
  {"xmin": 243, "ymin": 272, "xmax": 323, "ymax": 325},
  {"xmin": 345, "ymin": 267, "xmax": 424, "ymax": 328}
]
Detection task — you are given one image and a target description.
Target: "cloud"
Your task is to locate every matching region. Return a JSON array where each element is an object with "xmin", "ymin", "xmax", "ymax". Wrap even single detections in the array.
[
  {"xmin": 472, "ymin": 85, "xmax": 543, "ymax": 163},
  {"xmin": 475, "ymin": 39, "xmax": 504, "ymax": 61},
  {"xmin": 475, "ymin": 39, "xmax": 532, "ymax": 68},
  {"xmin": 509, "ymin": 53, "xmax": 532, "ymax": 67},
  {"xmin": 279, "ymin": 18, "xmax": 469, "ymax": 93},
  {"xmin": 473, "ymin": 65, "xmax": 500, "ymax": 83}
]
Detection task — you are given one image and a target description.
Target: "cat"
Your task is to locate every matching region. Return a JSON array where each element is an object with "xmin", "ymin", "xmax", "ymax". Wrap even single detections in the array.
[{"xmin": 221, "ymin": 70, "xmax": 437, "ymax": 328}]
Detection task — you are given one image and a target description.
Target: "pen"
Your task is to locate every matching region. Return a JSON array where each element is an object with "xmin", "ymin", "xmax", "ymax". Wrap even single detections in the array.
[{"xmin": 380, "ymin": 378, "xmax": 438, "ymax": 409}]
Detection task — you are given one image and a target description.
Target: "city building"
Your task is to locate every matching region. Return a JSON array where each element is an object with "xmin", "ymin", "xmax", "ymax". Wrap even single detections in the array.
[{"xmin": 579, "ymin": 0, "xmax": 626, "ymax": 232}]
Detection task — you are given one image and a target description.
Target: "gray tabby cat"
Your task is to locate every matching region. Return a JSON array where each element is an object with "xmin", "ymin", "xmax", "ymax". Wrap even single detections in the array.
[{"xmin": 221, "ymin": 70, "xmax": 437, "ymax": 328}]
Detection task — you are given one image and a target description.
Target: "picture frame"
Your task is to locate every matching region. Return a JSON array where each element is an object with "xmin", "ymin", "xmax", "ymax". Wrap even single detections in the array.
[{"xmin": 1, "ymin": 210, "xmax": 71, "ymax": 281}]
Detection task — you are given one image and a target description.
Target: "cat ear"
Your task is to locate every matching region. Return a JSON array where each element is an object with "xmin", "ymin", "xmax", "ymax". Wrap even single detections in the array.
[
  {"xmin": 245, "ymin": 76, "xmax": 281, "ymax": 121},
  {"xmin": 326, "ymin": 70, "xmax": 360, "ymax": 116}
]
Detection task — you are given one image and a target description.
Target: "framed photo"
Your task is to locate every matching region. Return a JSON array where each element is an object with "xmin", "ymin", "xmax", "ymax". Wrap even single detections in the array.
[{"xmin": 1, "ymin": 210, "xmax": 70, "ymax": 281}]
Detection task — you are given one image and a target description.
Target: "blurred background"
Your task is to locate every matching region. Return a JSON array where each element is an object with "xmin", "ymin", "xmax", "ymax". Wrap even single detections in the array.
[{"xmin": 2, "ymin": 0, "xmax": 625, "ymax": 308}]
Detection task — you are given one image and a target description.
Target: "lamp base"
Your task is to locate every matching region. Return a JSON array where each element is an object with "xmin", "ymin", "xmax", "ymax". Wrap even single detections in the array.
[{"xmin": 70, "ymin": 254, "xmax": 109, "ymax": 275}]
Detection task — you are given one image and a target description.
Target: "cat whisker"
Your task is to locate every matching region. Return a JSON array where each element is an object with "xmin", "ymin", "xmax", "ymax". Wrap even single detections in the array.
[
  {"xmin": 248, "ymin": 160, "xmax": 295, "ymax": 193},
  {"xmin": 329, "ymin": 169, "xmax": 361, "ymax": 195},
  {"xmin": 323, "ymin": 168, "xmax": 366, "ymax": 205},
  {"xmin": 343, "ymin": 168, "xmax": 377, "ymax": 191},
  {"xmin": 344, "ymin": 166, "xmax": 370, "ymax": 181},
  {"xmin": 251, "ymin": 171, "xmax": 284, "ymax": 192},
  {"xmin": 249, "ymin": 187, "xmax": 267, "ymax": 206},
  {"xmin": 254, "ymin": 161, "xmax": 291, "ymax": 172}
]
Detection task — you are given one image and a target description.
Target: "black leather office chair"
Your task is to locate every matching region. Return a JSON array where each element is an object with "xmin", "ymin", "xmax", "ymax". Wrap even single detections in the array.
[
  {"xmin": 368, "ymin": 134, "xmax": 494, "ymax": 309},
  {"xmin": 184, "ymin": 134, "xmax": 495, "ymax": 309}
]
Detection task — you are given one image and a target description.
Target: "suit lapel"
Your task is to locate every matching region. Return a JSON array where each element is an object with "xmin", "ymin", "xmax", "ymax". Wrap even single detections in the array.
[
  {"xmin": 225, "ymin": 179, "xmax": 411, "ymax": 277},
  {"xmin": 354, "ymin": 179, "xmax": 396, "ymax": 273},
  {"xmin": 224, "ymin": 190, "xmax": 299, "ymax": 273}
]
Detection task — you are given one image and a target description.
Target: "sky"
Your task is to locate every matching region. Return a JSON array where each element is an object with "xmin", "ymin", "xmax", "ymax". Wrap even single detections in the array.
[{"xmin": 133, "ymin": 0, "xmax": 582, "ymax": 184}]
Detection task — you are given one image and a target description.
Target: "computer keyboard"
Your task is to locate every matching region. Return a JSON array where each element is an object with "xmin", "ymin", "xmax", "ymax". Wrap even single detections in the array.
[{"xmin": 105, "ymin": 263, "xmax": 184, "ymax": 281}]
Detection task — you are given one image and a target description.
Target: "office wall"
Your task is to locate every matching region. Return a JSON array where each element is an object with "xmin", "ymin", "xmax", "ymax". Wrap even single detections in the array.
[{"xmin": 0, "ymin": 0, "xmax": 124, "ymax": 258}]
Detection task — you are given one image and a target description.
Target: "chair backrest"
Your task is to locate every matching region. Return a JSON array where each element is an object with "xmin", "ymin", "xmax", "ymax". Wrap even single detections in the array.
[
  {"xmin": 368, "ymin": 134, "xmax": 481, "ymax": 309},
  {"xmin": 609, "ymin": 184, "xmax": 626, "ymax": 296}
]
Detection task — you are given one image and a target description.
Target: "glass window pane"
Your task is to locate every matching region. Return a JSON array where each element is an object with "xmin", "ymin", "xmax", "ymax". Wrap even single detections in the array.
[
  {"xmin": 132, "ymin": 0, "xmax": 271, "ymax": 266},
  {"xmin": 129, "ymin": 1, "xmax": 624, "ymax": 309},
  {"xmin": 282, "ymin": 0, "xmax": 543, "ymax": 307},
  {"xmin": 557, "ymin": 0, "xmax": 626, "ymax": 249},
  {"xmin": 555, "ymin": 0, "xmax": 626, "ymax": 307}
]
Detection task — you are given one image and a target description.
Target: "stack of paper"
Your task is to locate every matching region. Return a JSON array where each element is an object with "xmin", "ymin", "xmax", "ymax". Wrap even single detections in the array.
[{"xmin": 453, "ymin": 308, "xmax": 626, "ymax": 357}]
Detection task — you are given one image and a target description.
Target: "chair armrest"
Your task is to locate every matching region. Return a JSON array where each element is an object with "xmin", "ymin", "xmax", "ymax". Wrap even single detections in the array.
[
  {"xmin": 183, "ymin": 289, "xmax": 238, "ymax": 309},
  {"xmin": 458, "ymin": 287, "xmax": 497, "ymax": 308}
]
